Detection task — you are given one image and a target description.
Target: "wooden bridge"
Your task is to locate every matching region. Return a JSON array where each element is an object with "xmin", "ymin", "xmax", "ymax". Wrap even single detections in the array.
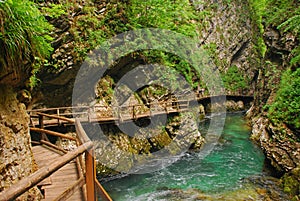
[{"xmin": 0, "ymin": 94, "xmax": 252, "ymax": 201}]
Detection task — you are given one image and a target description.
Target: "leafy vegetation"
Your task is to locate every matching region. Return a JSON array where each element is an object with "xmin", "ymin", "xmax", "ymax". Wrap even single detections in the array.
[
  {"xmin": 264, "ymin": 0, "xmax": 300, "ymax": 66},
  {"xmin": 262, "ymin": 1, "xmax": 300, "ymax": 130},
  {"xmin": 248, "ymin": 0, "xmax": 266, "ymax": 57},
  {"xmin": 125, "ymin": 0, "xmax": 200, "ymax": 37},
  {"xmin": 221, "ymin": 65, "xmax": 248, "ymax": 93},
  {"xmin": 0, "ymin": 0, "xmax": 53, "ymax": 87},
  {"xmin": 268, "ymin": 68, "xmax": 300, "ymax": 129}
]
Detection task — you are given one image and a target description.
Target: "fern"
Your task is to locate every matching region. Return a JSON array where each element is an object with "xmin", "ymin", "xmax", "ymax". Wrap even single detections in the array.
[{"xmin": 0, "ymin": 0, "xmax": 53, "ymax": 86}]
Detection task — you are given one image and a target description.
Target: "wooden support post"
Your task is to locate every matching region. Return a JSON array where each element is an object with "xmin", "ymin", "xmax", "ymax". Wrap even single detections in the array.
[
  {"xmin": 88, "ymin": 107, "xmax": 91, "ymax": 123},
  {"xmin": 95, "ymin": 179, "xmax": 113, "ymax": 201},
  {"xmin": 38, "ymin": 114, "xmax": 44, "ymax": 129},
  {"xmin": 57, "ymin": 108, "xmax": 60, "ymax": 125},
  {"xmin": 85, "ymin": 150, "xmax": 95, "ymax": 201},
  {"xmin": 38, "ymin": 115, "xmax": 49, "ymax": 141}
]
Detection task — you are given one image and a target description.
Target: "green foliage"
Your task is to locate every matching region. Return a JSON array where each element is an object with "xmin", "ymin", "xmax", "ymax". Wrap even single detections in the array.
[
  {"xmin": 268, "ymin": 68, "xmax": 300, "ymax": 129},
  {"xmin": 248, "ymin": 0, "xmax": 266, "ymax": 57},
  {"xmin": 126, "ymin": 0, "xmax": 200, "ymax": 37},
  {"xmin": 264, "ymin": 0, "xmax": 298, "ymax": 27},
  {"xmin": 278, "ymin": 10, "xmax": 300, "ymax": 66},
  {"xmin": 41, "ymin": 3, "xmax": 66, "ymax": 18},
  {"xmin": 0, "ymin": 0, "xmax": 53, "ymax": 86},
  {"xmin": 264, "ymin": 0, "xmax": 300, "ymax": 66},
  {"xmin": 221, "ymin": 65, "xmax": 248, "ymax": 93}
]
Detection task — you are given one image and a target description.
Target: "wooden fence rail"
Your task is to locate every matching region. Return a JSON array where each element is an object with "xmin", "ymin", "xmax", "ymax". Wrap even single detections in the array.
[{"xmin": 28, "ymin": 95, "xmax": 253, "ymax": 128}]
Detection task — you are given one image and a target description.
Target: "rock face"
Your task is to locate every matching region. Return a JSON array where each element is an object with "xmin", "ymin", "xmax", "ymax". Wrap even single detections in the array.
[
  {"xmin": 248, "ymin": 23, "xmax": 300, "ymax": 199},
  {"xmin": 93, "ymin": 103, "xmax": 204, "ymax": 177},
  {"xmin": 0, "ymin": 86, "xmax": 42, "ymax": 200},
  {"xmin": 195, "ymin": 0, "xmax": 258, "ymax": 85},
  {"xmin": 34, "ymin": 0, "xmax": 259, "ymax": 108}
]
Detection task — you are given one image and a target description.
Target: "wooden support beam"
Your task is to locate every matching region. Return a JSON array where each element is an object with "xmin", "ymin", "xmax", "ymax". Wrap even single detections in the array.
[
  {"xmin": 0, "ymin": 141, "xmax": 93, "ymax": 201},
  {"xmin": 30, "ymin": 127, "xmax": 76, "ymax": 141}
]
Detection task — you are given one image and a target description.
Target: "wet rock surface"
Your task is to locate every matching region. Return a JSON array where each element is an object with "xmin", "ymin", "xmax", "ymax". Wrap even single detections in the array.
[{"xmin": 93, "ymin": 111, "xmax": 204, "ymax": 178}]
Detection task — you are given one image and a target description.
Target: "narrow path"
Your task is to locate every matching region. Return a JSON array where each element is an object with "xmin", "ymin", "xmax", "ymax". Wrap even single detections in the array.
[
  {"xmin": 32, "ymin": 145, "xmax": 84, "ymax": 201},
  {"xmin": 29, "ymin": 95, "xmax": 253, "ymax": 128}
]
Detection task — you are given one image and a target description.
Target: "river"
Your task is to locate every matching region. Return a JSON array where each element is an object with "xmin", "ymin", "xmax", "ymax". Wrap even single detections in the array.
[{"xmin": 99, "ymin": 113, "xmax": 286, "ymax": 200}]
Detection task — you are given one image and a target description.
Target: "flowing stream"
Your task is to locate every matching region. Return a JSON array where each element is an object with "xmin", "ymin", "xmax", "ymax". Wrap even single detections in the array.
[{"xmin": 100, "ymin": 113, "xmax": 267, "ymax": 200}]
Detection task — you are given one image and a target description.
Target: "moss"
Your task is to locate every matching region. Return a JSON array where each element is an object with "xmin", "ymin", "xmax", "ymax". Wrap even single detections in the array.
[{"xmin": 280, "ymin": 167, "xmax": 300, "ymax": 198}]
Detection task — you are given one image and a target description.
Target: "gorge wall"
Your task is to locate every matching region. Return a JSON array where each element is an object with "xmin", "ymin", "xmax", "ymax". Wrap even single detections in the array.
[
  {"xmin": 35, "ymin": 0, "xmax": 259, "ymax": 108},
  {"xmin": 0, "ymin": 87, "xmax": 42, "ymax": 200},
  {"xmin": 248, "ymin": 25, "xmax": 300, "ymax": 199}
]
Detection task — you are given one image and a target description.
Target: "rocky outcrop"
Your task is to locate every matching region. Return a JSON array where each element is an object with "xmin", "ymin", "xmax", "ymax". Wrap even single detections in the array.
[
  {"xmin": 194, "ymin": 0, "xmax": 259, "ymax": 95},
  {"xmin": 0, "ymin": 86, "xmax": 42, "ymax": 200},
  {"xmin": 248, "ymin": 19, "xmax": 300, "ymax": 200},
  {"xmin": 206, "ymin": 100, "xmax": 246, "ymax": 113},
  {"xmin": 93, "ymin": 97, "xmax": 204, "ymax": 177},
  {"xmin": 251, "ymin": 117, "xmax": 300, "ymax": 173}
]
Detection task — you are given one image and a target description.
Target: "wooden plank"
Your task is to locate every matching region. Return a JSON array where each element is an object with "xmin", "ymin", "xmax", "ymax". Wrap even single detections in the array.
[
  {"xmin": 34, "ymin": 151, "xmax": 60, "ymax": 161},
  {"xmin": 53, "ymin": 177, "xmax": 84, "ymax": 201}
]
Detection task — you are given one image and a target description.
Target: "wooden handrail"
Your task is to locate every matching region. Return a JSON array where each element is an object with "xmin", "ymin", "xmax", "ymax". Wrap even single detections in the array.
[
  {"xmin": 75, "ymin": 118, "xmax": 91, "ymax": 144},
  {"xmin": 36, "ymin": 112, "xmax": 75, "ymax": 123},
  {"xmin": 30, "ymin": 127, "xmax": 76, "ymax": 141},
  {"xmin": 0, "ymin": 141, "xmax": 93, "ymax": 201},
  {"xmin": 95, "ymin": 179, "xmax": 113, "ymax": 201}
]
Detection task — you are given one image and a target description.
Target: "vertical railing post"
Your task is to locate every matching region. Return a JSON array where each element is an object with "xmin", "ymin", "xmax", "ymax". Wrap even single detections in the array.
[
  {"xmin": 88, "ymin": 107, "xmax": 91, "ymax": 123},
  {"xmin": 38, "ymin": 114, "xmax": 44, "ymax": 129},
  {"xmin": 85, "ymin": 150, "xmax": 95, "ymax": 201},
  {"xmin": 38, "ymin": 114, "xmax": 48, "ymax": 141},
  {"xmin": 57, "ymin": 108, "xmax": 60, "ymax": 125}
]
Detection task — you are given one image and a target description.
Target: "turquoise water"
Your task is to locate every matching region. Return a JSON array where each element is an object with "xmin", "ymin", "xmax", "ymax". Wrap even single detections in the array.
[{"xmin": 100, "ymin": 113, "xmax": 265, "ymax": 200}]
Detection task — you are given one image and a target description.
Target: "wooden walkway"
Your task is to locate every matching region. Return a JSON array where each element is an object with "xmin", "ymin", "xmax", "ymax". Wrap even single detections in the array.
[
  {"xmin": 32, "ymin": 145, "xmax": 84, "ymax": 200},
  {"xmin": 0, "ymin": 118, "xmax": 113, "ymax": 201},
  {"xmin": 28, "ymin": 94, "xmax": 253, "ymax": 128}
]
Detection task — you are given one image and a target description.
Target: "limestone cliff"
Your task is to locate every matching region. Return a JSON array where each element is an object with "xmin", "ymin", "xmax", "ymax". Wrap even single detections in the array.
[
  {"xmin": 0, "ymin": 0, "xmax": 51, "ymax": 199},
  {"xmin": 248, "ymin": 13, "xmax": 300, "ymax": 200},
  {"xmin": 34, "ymin": 0, "xmax": 259, "ymax": 108},
  {"xmin": 0, "ymin": 86, "xmax": 42, "ymax": 200}
]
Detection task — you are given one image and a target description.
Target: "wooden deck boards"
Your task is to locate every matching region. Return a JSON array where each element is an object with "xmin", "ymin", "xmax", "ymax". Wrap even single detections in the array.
[{"xmin": 32, "ymin": 145, "xmax": 84, "ymax": 201}]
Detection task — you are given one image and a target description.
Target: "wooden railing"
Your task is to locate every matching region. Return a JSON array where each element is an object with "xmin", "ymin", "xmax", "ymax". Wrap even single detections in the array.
[
  {"xmin": 0, "ymin": 116, "xmax": 112, "ymax": 201},
  {"xmin": 28, "ymin": 99, "xmax": 196, "ymax": 128},
  {"xmin": 28, "ymin": 94, "xmax": 253, "ymax": 128}
]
